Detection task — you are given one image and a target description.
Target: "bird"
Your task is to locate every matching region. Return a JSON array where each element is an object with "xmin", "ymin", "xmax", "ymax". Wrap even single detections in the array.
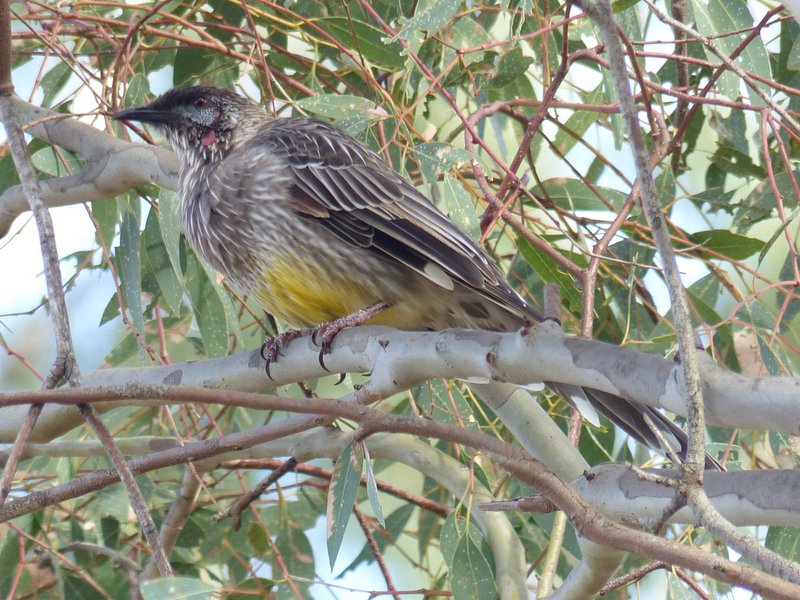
[{"xmin": 114, "ymin": 85, "xmax": 720, "ymax": 469}]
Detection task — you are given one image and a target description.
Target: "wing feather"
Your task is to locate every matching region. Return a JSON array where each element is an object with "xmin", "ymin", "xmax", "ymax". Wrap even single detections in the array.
[{"xmin": 240, "ymin": 117, "xmax": 531, "ymax": 315}]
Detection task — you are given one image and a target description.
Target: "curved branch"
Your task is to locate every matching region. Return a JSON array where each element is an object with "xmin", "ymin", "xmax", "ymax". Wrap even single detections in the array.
[
  {"xmin": 0, "ymin": 97, "xmax": 177, "ymax": 237},
  {"xmin": 1, "ymin": 325, "xmax": 799, "ymax": 443}
]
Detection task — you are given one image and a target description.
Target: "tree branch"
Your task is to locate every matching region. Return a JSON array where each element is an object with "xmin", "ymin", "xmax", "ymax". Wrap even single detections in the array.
[
  {"xmin": 0, "ymin": 97, "xmax": 177, "ymax": 238},
  {"xmin": 0, "ymin": 382, "xmax": 795, "ymax": 598},
  {"xmin": 2, "ymin": 326, "xmax": 797, "ymax": 444}
]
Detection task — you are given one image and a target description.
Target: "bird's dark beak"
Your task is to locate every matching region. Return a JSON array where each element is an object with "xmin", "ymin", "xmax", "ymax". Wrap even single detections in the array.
[{"xmin": 113, "ymin": 105, "xmax": 173, "ymax": 124}]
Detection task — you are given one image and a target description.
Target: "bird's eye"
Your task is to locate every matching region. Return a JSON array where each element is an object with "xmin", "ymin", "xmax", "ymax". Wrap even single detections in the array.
[{"xmin": 193, "ymin": 97, "xmax": 209, "ymax": 108}]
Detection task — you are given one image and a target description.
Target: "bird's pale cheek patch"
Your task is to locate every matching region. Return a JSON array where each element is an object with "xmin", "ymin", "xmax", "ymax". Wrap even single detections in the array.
[{"xmin": 202, "ymin": 129, "xmax": 217, "ymax": 147}]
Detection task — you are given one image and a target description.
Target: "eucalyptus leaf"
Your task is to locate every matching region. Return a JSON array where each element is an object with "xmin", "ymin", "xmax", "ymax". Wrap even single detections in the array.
[{"xmin": 326, "ymin": 440, "xmax": 364, "ymax": 569}]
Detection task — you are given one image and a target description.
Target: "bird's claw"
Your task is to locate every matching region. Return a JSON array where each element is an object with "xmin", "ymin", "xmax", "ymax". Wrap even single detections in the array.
[
  {"xmin": 261, "ymin": 302, "xmax": 389, "ymax": 379},
  {"xmin": 260, "ymin": 328, "xmax": 312, "ymax": 379},
  {"xmin": 311, "ymin": 321, "xmax": 342, "ymax": 371}
]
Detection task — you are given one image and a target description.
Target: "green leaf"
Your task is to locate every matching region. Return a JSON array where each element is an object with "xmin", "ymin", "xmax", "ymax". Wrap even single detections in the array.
[
  {"xmin": 140, "ymin": 577, "xmax": 220, "ymax": 600},
  {"xmin": 440, "ymin": 511, "xmax": 463, "ymax": 569},
  {"xmin": 0, "ymin": 529, "xmax": 20, "ymax": 597},
  {"xmin": 326, "ymin": 440, "xmax": 363, "ymax": 569},
  {"xmin": 173, "ymin": 47, "xmax": 218, "ymax": 85},
  {"xmin": 143, "ymin": 209, "xmax": 184, "ymax": 312},
  {"xmin": 224, "ymin": 578, "xmax": 276, "ymax": 600},
  {"xmin": 0, "ymin": 151, "xmax": 19, "ymax": 191},
  {"xmin": 487, "ymin": 46, "xmax": 533, "ymax": 89},
  {"xmin": 344, "ymin": 503, "xmax": 415, "ymax": 574},
  {"xmin": 185, "ymin": 252, "xmax": 230, "ymax": 357},
  {"xmin": 691, "ymin": 0, "xmax": 770, "ymax": 103},
  {"xmin": 450, "ymin": 534, "xmax": 499, "ymax": 600},
  {"xmin": 157, "ymin": 190, "xmax": 183, "ymax": 282},
  {"xmin": 516, "ymin": 236, "xmax": 582, "ymax": 312},
  {"xmin": 687, "ymin": 230, "xmax": 765, "ymax": 260},
  {"xmin": 441, "ymin": 174, "xmax": 480, "ymax": 240},
  {"xmin": 755, "ymin": 334, "xmax": 782, "ymax": 376},
  {"xmin": 108, "ymin": 331, "xmax": 139, "ymax": 365},
  {"xmin": 295, "ymin": 95, "xmax": 379, "ymax": 136},
  {"xmin": 363, "ymin": 444, "xmax": 385, "ymax": 528},
  {"xmin": 414, "ymin": 379, "xmax": 476, "ymax": 426},
  {"xmin": 534, "ymin": 178, "xmax": 629, "ymax": 211},
  {"xmin": 395, "ymin": 0, "xmax": 461, "ymax": 53},
  {"xmin": 100, "ymin": 292, "xmax": 120, "ymax": 326},
  {"xmin": 602, "ymin": 69, "xmax": 625, "ymax": 149},
  {"xmin": 124, "ymin": 74, "xmax": 151, "ymax": 109},
  {"xmin": 708, "ymin": 144, "xmax": 765, "ymax": 180},
  {"xmin": 247, "ymin": 522, "xmax": 269, "ymax": 554},
  {"xmin": 789, "ymin": 35, "xmax": 800, "ymax": 71},
  {"xmin": 295, "ymin": 94, "xmax": 377, "ymax": 120},
  {"xmin": 414, "ymin": 142, "xmax": 475, "ymax": 185},
  {"xmin": 440, "ymin": 512, "xmax": 497, "ymax": 599},
  {"xmin": 759, "ymin": 206, "xmax": 800, "ymax": 264},
  {"xmin": 440, "ymin": 510, "xmax": 483, "ymax": 568},
  {"xmin": 95, "ymin": 483, "xmax": 141, "ymax": 521},
  {"xmin": 117, "ymin": 196, "xmax": 144, "ymax": 358},
  {"xmin": 612, "ymin": 0, "xmax": 641, "ymax": 12},
  {"xmin": 666, "ymin": 572, "xmax": 697, "ymax": 599},
  {"xmin": 40, "ymin": 62, "xmax": 72, "ymax": 107},
  {"xmin": 766, "ymin": 526, "xmax": 800, "ymax": 561},
  {"xmin": 740, "ymin": 299, "xmax": 777, "ymax": 330},
  {"xmin": 317, "ymin": 17, "xmax": 405, "ymax": 70},
  {"xmin": 92, "ymin": 199, "xmax": 118, "ymax": 248},
  {"xmin": 655, "ymin": 168, "xmax": 676, "ymax": 205},
  {"xmin": 31, "ymin": 146, "xmax": 82, "ymax": 177},
  {"xmin": 554, "ymin": 87, "xmax": 603, "ymax": 156},
  {"xmin": 273, "ymin": 524, "xmax": 314, "ymax": 598}
]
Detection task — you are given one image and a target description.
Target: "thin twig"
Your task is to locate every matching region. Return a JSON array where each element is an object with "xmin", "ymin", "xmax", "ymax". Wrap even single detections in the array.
[
  {"xmin": 141, "ymin": 465, "xmax": 200, "ymax": 579},
  {"xmin": 0, "ymin": 1, "xmax": 81, "ymax": 510},
  {"xmin": 643, "ymin": 0, "xmax": 800, "ymax": 134},
  {"xmin": 224, "ymin": 458, "xmax": 451, "ymax": 518},
  {"xmin": 0, "ymin": 405, "xmax": 42, "ymax": 507},
  {"xmin": 598, "ymin": 560, "xmax": 665, "ymax": 595},
  {"xmin": 214, "ymin": 457, "xmax": 297, "ymax": 530},
  {"xmin": 77, "ymin": 404, "xmax": 173, "ymax": 578},
  {"xmin": 354, "ymin": 505, "xmax": 401, "ymax": 600},
  {"xmin": 537, "ymin": 510, "xmax": 567, "ymax": 597}
]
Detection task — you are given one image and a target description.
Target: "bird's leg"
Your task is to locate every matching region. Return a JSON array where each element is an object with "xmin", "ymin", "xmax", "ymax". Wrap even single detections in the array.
[
  {"xmin": 260, "ymin": 302, "xmax": 389, "ymax": 377},
  {"xmin": 312, "ymin": 302, "xmax": 389, "ymax": 369}
]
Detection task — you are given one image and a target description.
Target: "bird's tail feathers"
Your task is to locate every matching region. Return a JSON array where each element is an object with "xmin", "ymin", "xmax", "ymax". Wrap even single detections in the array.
[{"xmin": 546, "ymin": 382, "xmax": 723, "ymax": 470}]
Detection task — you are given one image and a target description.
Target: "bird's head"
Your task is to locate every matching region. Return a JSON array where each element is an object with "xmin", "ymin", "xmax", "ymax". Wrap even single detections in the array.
[{"xmin": 114, "ymin": 86, "xmax": 258, "ymax": 159}]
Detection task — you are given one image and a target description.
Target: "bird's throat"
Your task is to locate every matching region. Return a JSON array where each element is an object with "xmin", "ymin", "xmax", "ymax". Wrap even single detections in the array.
[{"xmin": 201, "ymin": 129, "xmax": 217, "ymax": 147}]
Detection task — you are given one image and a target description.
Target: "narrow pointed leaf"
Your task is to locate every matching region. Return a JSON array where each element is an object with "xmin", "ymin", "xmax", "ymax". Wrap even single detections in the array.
[
  {"xmin": 363, "ymin": 444, "xmax": 385, "ymax": 528},
  {"xmin": 185, "ymin": 252, "xmax": 230, "ymax": 357},
  {"xmin": 157, "ymin": 189, "xmax": 182, "ymax": 280},
  {"xmin": 117, "ymin": 196, "xmax": 143, "ymax": 358},
  {"xmin": 326, "ymin": 440, "xmax": 363, "ymax": 569}
]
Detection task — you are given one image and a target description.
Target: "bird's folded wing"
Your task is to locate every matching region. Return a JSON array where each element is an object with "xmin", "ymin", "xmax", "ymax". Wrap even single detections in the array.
[{"xmin": 234, "ymin": 117, "xmax": 533, "ymax": 319}]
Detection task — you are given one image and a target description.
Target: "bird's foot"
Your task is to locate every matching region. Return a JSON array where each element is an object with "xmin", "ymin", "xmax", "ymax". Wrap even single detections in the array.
[
  {"xmin": 261, "ymin": 302, "xmax": 390, "ymax": 377},
  {"xmin": 261, "ymin": 328, "xmax": 314, "ymax": 379},
  {"xmin": 311, "ymin": 302, "xmax": 389, "ymax": 370}
]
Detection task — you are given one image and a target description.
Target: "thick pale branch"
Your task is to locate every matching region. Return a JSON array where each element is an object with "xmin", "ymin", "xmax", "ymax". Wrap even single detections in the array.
[
  {"xmin": 1, "ymin": 325, "xmax": 799, "ymax": 443},
  {"xmin": 573, "ymin": 464, "xmax": 800, "ymax": 527},
  {"xmin": 547, "ymin": 541, "xmax": 624, "ymax": 600},
  {"xmin": 0, "ymin": 97, "xmax": 177, "ymax": 237},
  {"xmin": 475, "ymin": 382, "xmax": 588, "ymax": 479}
]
